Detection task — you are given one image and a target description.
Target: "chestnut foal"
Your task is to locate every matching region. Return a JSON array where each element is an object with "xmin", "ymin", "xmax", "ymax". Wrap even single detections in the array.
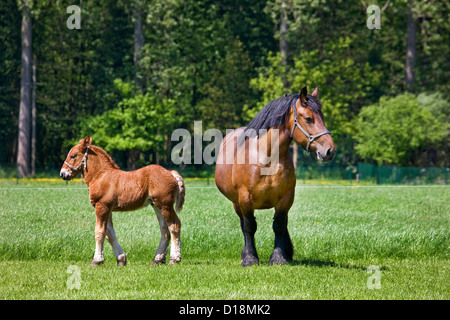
[{"xmin": 60, "ymin": 136, "xmax": 184, "ymax": 266}]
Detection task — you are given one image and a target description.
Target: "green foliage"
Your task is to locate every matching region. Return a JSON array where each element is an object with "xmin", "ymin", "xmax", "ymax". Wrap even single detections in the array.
[
  {"xmin": 80, "ymin": 79, "xmax": 178, "ymax": 153},
  {"xmin": 355, "ymin": 93, "xmax": 448, "ymax": 166},
  {"xmin": 249, "ymin": 36, "xmax": 382, "ymax": 137},
  {"xmin": 198, "ymin": 39, "xmax": 255, "ymax": 131}
]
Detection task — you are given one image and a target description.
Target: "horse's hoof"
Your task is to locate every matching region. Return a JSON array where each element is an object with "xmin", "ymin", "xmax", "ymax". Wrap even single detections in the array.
[
  {"xmin": 241, "ymin": 256, "xmax": 259, "ymax": 267},
  {"xmin": 268, "ymin": 256, "xmax": 288, "ymax": 266},
  {"xmin": 89, "ymin": 259, "xmax": 104, "ymax": 267},
  {"xmin": 117, "ymin": 254, "xmax": 127, "ymax": 266},
  {"xmin": 269, "ymin": 249, "xmax": 289, "ymax": 266}
]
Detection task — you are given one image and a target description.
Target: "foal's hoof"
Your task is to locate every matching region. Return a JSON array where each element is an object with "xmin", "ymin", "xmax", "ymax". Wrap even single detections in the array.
[
  {"xmin": 169, "ymin": 257, "xmax": 181, "ymax": 265},
  {"xmin": 89, "ymin": 259, "xmax": 104, "ymax": 267},
  {"xmin": 151, "ymin": 254, "xmax": 166, "ymax": 265},
  {"xmin": 117, "ymin": 254, "xmax": 127, "ymax": 266},
  {"xmin": 241, "ymin": 256, "xmax": 259, "ymax": 267}
]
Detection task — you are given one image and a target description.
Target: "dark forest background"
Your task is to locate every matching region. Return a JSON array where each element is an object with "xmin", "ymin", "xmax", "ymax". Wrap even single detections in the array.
[{"xmin": 1, "ymin": 0, "xmax": 448, "ymax": 177}]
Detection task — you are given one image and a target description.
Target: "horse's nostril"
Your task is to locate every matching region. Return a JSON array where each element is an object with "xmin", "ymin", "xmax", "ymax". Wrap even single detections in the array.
[{"xmin": 326, "ymin": 148, "xmax": 332, "ymax": 157}]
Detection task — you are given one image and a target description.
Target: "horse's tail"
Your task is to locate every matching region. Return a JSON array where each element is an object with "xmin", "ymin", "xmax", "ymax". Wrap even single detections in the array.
[{"xmin": 171, "ymin": 170, "xmax": 185, "ymax": 213}]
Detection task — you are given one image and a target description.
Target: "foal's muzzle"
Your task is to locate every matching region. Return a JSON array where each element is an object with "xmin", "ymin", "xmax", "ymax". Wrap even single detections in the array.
[{"xmin": 60, "ymin": 168, "xmax": 72, "ymax": 180}]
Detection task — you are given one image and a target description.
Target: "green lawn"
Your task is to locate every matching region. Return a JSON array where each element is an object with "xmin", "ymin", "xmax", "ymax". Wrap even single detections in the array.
[{"xmin": 0, "ymin": 180, "xmax": 448, "ymax": 299}]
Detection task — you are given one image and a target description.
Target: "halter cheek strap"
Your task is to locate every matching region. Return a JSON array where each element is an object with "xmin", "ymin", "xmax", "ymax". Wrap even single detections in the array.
[
  {"xmin": 64, "ymin": 146, "xmax": 90, "ymax": 171},
  {"xmin": 290, "ymin": 101, "xmax": 331, "ymax": 152}
]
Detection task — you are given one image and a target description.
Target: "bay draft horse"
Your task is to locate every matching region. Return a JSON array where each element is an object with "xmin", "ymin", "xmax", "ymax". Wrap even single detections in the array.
[
  {"xmin": 60, "ymin": 136, "xmax": 185, "ymax": 266},
  {"xmin": 215, "ymin": 87, "xmax": 336, "ymax": 266}
]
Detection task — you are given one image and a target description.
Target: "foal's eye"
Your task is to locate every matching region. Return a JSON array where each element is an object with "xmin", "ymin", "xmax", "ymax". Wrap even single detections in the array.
[
  {"xmin": 70, "ymin": 155, "xmax": 77, "ymax": 159},
  {"xmin": 305, "ymin": 117, "xmax": 313, "ymax": 124}
]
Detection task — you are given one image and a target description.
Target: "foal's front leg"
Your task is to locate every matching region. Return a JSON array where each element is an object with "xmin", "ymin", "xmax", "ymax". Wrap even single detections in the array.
[{"xmin": 90, "ymin": 202, "xmax": 110, "ymax": 267}]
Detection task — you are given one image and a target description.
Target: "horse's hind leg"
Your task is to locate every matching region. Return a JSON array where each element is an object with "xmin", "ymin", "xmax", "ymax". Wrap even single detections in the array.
[
  {"xmin": 106, "ymin": 213, "xmax": 127, "ymax": 266},
  {"xmin": 234, "ymin": 203, "xmax": 259, "ymax": 267},
  {"xmin": 151, "ymin": 206, "xmax": 170, "ymax": 265}
]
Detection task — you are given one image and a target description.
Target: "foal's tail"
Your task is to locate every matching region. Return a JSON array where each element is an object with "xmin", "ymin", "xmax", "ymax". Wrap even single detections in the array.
[{"xmin": 171, "ymin": 170, "xmax": 185, "ymax": 213}]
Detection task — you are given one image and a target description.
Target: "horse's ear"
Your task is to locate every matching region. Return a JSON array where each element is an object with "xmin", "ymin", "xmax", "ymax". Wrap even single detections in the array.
[
  {"xmin": 79, "ymin": 136, "xmax": 92, "ymax": 148},
  {"xmin": 311, "ymin": 86, "xmax": 319, "ymax": 98},
  {"xmin": 300, "ymin": 86, "xmax": 308, "ymax": 104}
]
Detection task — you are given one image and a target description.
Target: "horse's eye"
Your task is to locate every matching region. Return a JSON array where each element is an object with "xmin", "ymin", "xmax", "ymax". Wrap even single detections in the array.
[
  {"xmin": 305, "ymin": 117, "xmax": 313, "ymax": 124},
  {"xmin": 71, "ymin": 155, "xmax": 77, "ymax": 159}
]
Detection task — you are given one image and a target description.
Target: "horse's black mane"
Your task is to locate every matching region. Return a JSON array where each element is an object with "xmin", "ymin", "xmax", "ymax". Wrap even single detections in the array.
[{"xmin": 244, "ymin": 93, "xmax": 323, "ymax": 136}]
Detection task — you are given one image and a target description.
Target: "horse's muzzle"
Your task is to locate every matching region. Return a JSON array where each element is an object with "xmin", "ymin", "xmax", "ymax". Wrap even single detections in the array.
[
  {"xmin": 60, "ymin": 169, "xmax": 72, "ymax": 180},
  {"xmin": 317, "ymin": 147, "xmax": 336, "ymax": 162}
]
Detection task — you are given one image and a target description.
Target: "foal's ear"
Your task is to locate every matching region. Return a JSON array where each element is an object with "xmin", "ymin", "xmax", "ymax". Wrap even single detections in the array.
[
  {"xmin": 79, "ymin": 136, "xmax": 92, "ymax": 148},
  {"xmin": 311, "ymin": 86, "xmax": 319, "ymax": 98},
  {"xmin": 300, "ymin": 86, "xmax": 308, "ymax": 104}
]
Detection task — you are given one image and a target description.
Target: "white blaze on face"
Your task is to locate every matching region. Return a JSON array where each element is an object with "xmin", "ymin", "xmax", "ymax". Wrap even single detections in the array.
[
  {"xmin": 60, "ymin": 168, "xmax": 71, "ymax": 179},
  {"xmin": 60, "ymin": 147, "xmax": 73, "ymax": 180}
]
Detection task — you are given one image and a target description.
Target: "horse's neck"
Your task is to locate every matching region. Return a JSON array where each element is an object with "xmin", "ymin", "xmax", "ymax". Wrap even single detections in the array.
[
  {"xmin": 267, "ymin": 126, "xmax": 293, "ymax": 159},
  {"xmin": 83, "ymin": 149, "xmax": 116, "ymax": 186}
]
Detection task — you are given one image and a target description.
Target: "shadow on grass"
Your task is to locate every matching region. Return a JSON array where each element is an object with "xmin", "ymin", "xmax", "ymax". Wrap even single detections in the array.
[{"xmin": 291, "ymin": 259, "xmax": 389, "ymax": 271}]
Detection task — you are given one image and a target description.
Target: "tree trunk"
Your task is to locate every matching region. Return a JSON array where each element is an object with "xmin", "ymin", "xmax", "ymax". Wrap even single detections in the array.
[
  {"xmin": 31, "ymin": 54, "xmax": 36, "ymax": 177},
  {"xmin": 405, "ymin": 0, "xmax": 416, "ymax": 91},
  {"xmin": 17, "ymin": 3, "xmax": 32, "ymax": 178},
  {"xmin": 279, "ymin": 1, "xmax": 298, "ymax": 171},
  {"xmin": 279, "ymin": 1, "xmax": 289, "ymax": 69},
  {"xmin": 133, "ymin": 0, "xmax": 144, "ymax": 92}
]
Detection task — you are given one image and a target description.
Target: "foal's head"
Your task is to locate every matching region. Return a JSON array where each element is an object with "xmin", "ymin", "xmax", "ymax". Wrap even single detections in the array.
[
  {"xmin": 60, "ymin": 136, "xmax": 92, "ymax": 180},
  {"xmin": 289, "ymin": 87, "xmax": 336, "ymax": 162}
]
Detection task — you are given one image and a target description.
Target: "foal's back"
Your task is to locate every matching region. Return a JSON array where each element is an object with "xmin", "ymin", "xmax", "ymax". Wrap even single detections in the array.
[{"xmin": 90, "ymin": 164, "xmax": 179, "ymax": 212}]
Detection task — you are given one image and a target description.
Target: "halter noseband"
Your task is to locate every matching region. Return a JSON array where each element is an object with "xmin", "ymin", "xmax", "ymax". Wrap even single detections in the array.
[
  {"xmin": 64, "ymin": 146, "xmax": 90, "ymax": 171},
  {"xmin": 290, "ymin": 100, "xmax": 331, "ymax": 152}
]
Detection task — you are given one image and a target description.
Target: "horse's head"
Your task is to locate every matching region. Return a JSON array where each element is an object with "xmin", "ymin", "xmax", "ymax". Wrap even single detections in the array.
[
  {"xmin": 289, "ymin": 87, "xmax": 336, "ymax": 162},
  {"xmin": 60, "ymin": 136, "xmax": 92, "ymax": 180}
]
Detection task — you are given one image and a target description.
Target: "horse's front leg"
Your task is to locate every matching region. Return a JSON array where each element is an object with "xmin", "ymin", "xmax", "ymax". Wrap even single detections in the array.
[
  {"xmin": 269, "ymin": 191, "xmax": 294, "ymax": 265},
  {"xmin": 90, "ymin": 202, "xmax": 110, "ymax": 267},
  {"xmin": 234, "ymin": 203, "xmax": 259, "ymax": 267}
]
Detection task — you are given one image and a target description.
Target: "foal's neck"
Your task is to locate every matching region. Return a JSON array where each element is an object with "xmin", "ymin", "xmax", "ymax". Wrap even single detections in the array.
[{"xmin": 82, "ymin": 146, "xmax": 118, "ymax": 187}]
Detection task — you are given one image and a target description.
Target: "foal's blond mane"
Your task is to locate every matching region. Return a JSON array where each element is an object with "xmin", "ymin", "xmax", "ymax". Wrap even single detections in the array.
[{"xmin": 89, "ymin": 145, "xmax": 120, "ymax": 169}]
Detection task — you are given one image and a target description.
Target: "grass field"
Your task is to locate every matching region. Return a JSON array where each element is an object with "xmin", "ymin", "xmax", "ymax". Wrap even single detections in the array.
[{"xmin": 0, "ymin": 179, "xmax": 448, "ymax": 299}]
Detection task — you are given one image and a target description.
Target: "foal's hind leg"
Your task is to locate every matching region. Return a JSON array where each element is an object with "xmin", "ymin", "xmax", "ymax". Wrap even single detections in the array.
[
  {"xmin": 269, "ymin": 193, "xmax": 294, "ymax": 266},
  {"xmin": 106, "ymin": 213, "xmax": 127, "ymax": 266},
  {"xmin": 234, "ymin": 203, "xmax": 259, "ymax": 267},
  {"xmin": 159, "ymin": 206, "xmax": 181, "ymax": 264},
  {"xmin": 151, "ymin": 206, "xmax": 170, "ymax": 265}
]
